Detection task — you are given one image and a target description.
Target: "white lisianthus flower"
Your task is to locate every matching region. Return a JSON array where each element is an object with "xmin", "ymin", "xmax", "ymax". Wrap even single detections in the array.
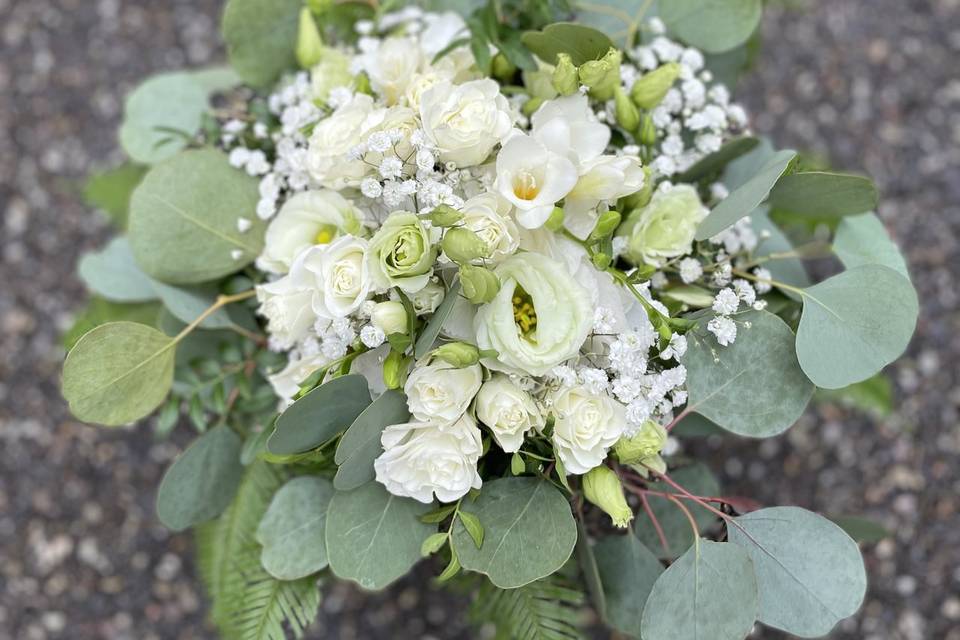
[
  {"xmin": 374, "ymin": 414, "xmax": 483, "ymax": 503},
  {"xmin": 404, "ymin": 361, "xmax": 483, "ymax": 423},
  {"xmin": 474, "ymin": 253, "xmax": 593, "ymax": 376},
  {"xmin": 494, "ymin": 132, "xmax": 578, "ymax": 228},
  {"xmin": 420, "ymin": 79, "xmax": 514, "ymax": 167},
  {"xmin": 255, "ymin": 264, "xmax": 317, "ymax": 349},
  {"xmin": 258, "ymin": 190, "xmax": 361, "ymax": 274},
  {"xmin": 460, "ymin": 193, "xmax": 520, "ymax": 262},
  {"xmin": 620, "ymin": 184, "xmax": 708, "ymax": 266},
  {"xmin": 298, "ymin": 235, "xmax": 371, "ymax": 318},
  {"xmin": 551, "ymin": 385, "xmax": 627, "ymax": 474},
  {"xmin": 363, "ymin": 36, "xmax": 423, "ymax": 105},
  {"xmin": 563, "ymin": 155, "xmax": 645, "ymax": 239},
  {"xmin": 306, "ymin": 94, "xmax": 380, "ymax": 188},
  {"xmin": 474, "ymin": 374, "xmax": 545, "ymax": 453}
]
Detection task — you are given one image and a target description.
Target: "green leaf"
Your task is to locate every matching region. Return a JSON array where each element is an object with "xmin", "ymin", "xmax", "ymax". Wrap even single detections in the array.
[
  {"xmin": 451, "ymin": 477, "xmax": 577, "ymax": 588},
  {"xmin": 833, "ymin": 212, "xmax": 909, "ymax": 278},
  {"xmin": 256, "ymin": 476, "xmax": 334, "ymax": 580},
  {"xmin": 682, "ymin": 310, "xmax": 814, "ymax": 437},
  {"xmin": 156, "ymin": 425, "xmax": 244, "ymax": 531},
  {"xmin": 796, "ymin": 265, "xmax": 918, "ymax": 389},
  {"xmin": 510, "ymin": 451, "xmax": 525, "ymax": 475},
  {"xmin": 414, "ymin": 278, "xmax": 461, "ymax": 358},
  {"xmin": 751, "ymin": 205, "xmax": 811, "ymax": 296},
  {"xmin": 669, "ymin": 412, "xmax": 722, "ymax": 438},
  {"xmin": 333, "ymin": 389, "xmax": 410, "ymax": 491},
  {"xmin": 421, "ymin": 532, "xmax": 449, "ymax": 557},
  {"xmin": 520, "ymin": 23, "xmax": 615, "ymax": 65},
  {"xmin": 575, "ymin": 520, "xmax": 606, "ymax": 621},
  {"xmin": 326, "ymin": 483, "xmax": 435, "ymax": 590},
  {"xmin": 633, "ymin": 463, "xmax": 720, "ymax": 560},
  {"xmin": 728, "ymin": 506, "xmax": 867, "ymax": 637},
  {"xmin": 63, "ymin": 298, "xmax": 162, "ymax": 351},
  {"xmin": 660, "ymin": 284, "xmax": 714, "ymax": 308},
  {"xmin": 469, "ymin": 575, "xmax": 585, "ymax": 640},
  {"xmin": 722, "ymin": 136, "xmax": 775, "ymax": 190},
  {"xmin": 675, "ymin": 136, "xmax": 759, "ymax": 183},
  {"xmin": 118, "ymin": 71, "xmax": 209, "ymax": 164},
  {"xmin": 594, "ymin": 535, "xmax": 663, "ymax": 637},
  {"xmin": 660, "ymin": 0, "xmax": 762, "ymax": 53},
  {"xmin": 640, "ymin": 539, "xmax": 758, "ymax": 640},
  {"xmin": 696, "ymin": 148, "xmax": 796, "ymax": 240},
  {"xmin": 223, "ymin": 0, "xmax": 302, "ymax": 88},
  {"xmin": 769, "ymin": 172, "xmax": 878, "ymax": 218},
  {"xmin": 62, "ymin": 321, "xmax": 176, "ymax": 426},
  {"xmin": 577, "ymin": 0, "xmax": 650, "ymax": 46},
  {"xmin": 128, "ymin": 149, "xmax": 266, "ymax": 284},
  {"xmin": 268, "ymin": 375, "xmax": 371, "ymax": 455},
  {"xmin": 82, "ymin": 163, "xmax": 148, "ymax": 228},
  {"xmin": 817, "ymin": 373, "xmax": 894, "ymax": 418},
  {"xmin": 459, "ymin": 511, "xmax": 484, "ymax": 549},
  {"xmin": 150, "ymin": 280, "xmax": 235, "ymax": 329},
  {"xmin": 830, "ymin": 515, "xmax": 891, "ymax": 544},
  {"xmin": 189, "ymin": 66, "xmax": 242, "ymax": 94},
  {"xmin": 78, "ymin": 237, "xmax": 158, "ymax": 303}
]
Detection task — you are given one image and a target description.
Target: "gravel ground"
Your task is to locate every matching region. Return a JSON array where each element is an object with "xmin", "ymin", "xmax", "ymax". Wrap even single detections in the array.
[{"xmin": 2, "ymin": 1, "xmax": 959, "ymax": 639}]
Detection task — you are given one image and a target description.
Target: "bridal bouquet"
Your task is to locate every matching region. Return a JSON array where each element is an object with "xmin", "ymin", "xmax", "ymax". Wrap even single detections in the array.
[{"xmin": 63, "ymin": 1, "xmax": 918, "ymax": 638}]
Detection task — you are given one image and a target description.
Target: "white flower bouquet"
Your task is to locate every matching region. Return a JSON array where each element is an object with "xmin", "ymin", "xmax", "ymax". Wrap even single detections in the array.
[{"xmin": 62, "ymin": 1, "xmax": 919, "ymax": 638}]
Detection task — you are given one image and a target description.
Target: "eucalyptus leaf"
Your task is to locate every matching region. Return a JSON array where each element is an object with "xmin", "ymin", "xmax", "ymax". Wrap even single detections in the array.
[
  {"xmin": 696, "ymin": 149, "xmax": 796, "ymax": 240},
  {"xmin": 661, "ymin": 284, "xmax": 714, "ymax": 308},
  {"xmin": 63, "ymin": 298, "xmax": 162, "ymax": 351},
  {"xmin": 795, "ymin": 265, "xmax": 918, "ymax": 389},
  {"xmin": 830, "ymin": 515, "xmax": 891, "ymax": 544},
  {"xmin": 156, "ymin": 425, "xmax": 243, "ymax": 531},
  {"xmin": 817, "ymin": 373, "xmax": 893, "ymax": 418},
  {"xmin": 633, "ymin": 463, "xmax": 720, "ymax": 560},
  {"xmin": 268, "ymin": 375, "xmax": 372, "ymax": 455},
  {"xmin": 520, "ymin": 23, "xmax": 615, "ymax": 65},
  {"xmin": 575, "ymin": 521, "xmax": 606, "ymax": 621},
  {"xmin": 682, "ymin": 310, "xmax": 814, "ymax": 437},
  {"xmin": 721, "ymin": 136, "xmax": 775, "ymax": 191},
  {"xmin": 62, "ymin": 321, "xmax": 176, "ymax": 426},
  {"xmin": 333, "ymin": 390, "xmax": 410, "ymax": 491},
  {"xmin": 576, "ymin": 0, "xmax": 649, "ymax": 46},
  {"xmin": 594, "ymin": 535, "xmax": 664, "ymax": 636},
  {"xmin": 82, "ymin": 163, "xmax": 148, "ymax": 228},
  {"xmin": 78, "ymin": 237, "xmax": 158, "ymax": 303},
  {"xmin": 660, "ymin": 0, "xmax": 762, "ymax": 53},
  {"xmin": 640, "ymin": 539, "xmax": 758, "ymax": 640},
  {"xmin": 833, "ymin": 212, "xmax": 909, "ymax": 278},
  {"xmin": 751, "ymin": 205, "xmax": 811, "ymax": 297},
  {"xmin": 451, "ymin": 477, "xmax": 577, "ymax": 588},
  {"xmin": 189, "ymin": 66, "xmax": 242, "ymax": 94},
  {"xmin": 769, "ymin": 172, "xmax": 878, "ymax": 218},
  {"xmin": 675, "ymin": 136, "xmax": 759, "ymax": 183},
  {"xmin": 669, "ymin": 412, "xmax": 723, "ymax": 438},
  {"xmin": 326, "ymin": 483, "xmax": 435, "ymax": 590},
  {"xmin": 150, "ymin": 281, "xmax": 235, "ymax": 329},
  {"xmin": 728, "ymin": 507, "xmax": 866, "ymax": 637},
  {"xmin": 118, "ymin": 72, "xmax": 209, "ymax": 164},
  {"xmin": 128, "ymin": 149, "xmax": 265, "ymax": 284},
  {"xmin": 222, "ymin": 0, "xmax": 302, "ymax": 88},
  {"xmin": 256, "ymin": 476, "xmax": 335, "ymax": 580},
  {"xmin": 414, "ymin": 279, "xmax": 461, "ymax": 358}
]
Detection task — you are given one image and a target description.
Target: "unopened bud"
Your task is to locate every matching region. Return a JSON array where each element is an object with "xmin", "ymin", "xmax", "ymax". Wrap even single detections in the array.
[
  {"xmin": 521, "ymin": 96, "xmax": 545, "ymax": 118},
  {"xmin": 552, "ymin": 53, "xmax": 579, "ymax": 96},
  {"xmin": 582, "ymin": 466, "xmax": 633, "ymax": 528},
  {"xmin": 630, "ymin": 62, "xmax": 680, "ymax": 110},
  {"xmin": 544, "ymin": 206, "xmax": 565, "ymax": 232},
  {"xmin": 431, "ymin": 342, "xmax": 481, "ymax": 368},
  {"xmin": 383, "ymin": 350, "xmax": 411, "ymax": 390},
  {"xmin": 579, "ymin": 48, "xmax": 622, "ymax": 101},
  {"xmin": 460, "ymin": 264, "xmax": 501, "ymax": 304},
  {"xmin": 491, "ymin": 53, "xmax": 517, "ymax": 82},
  {"xmin": 639, "ymin": 113, "xmax": 657, "ymax": 147},
  {"xmin": 354, "ymin": 71, "xmax": 373, "ymax": 96},
  {"xmin": 423, "ymin": 204, "xmax": 463, "ymax": 227},
  {"xmin": 589, "ymin": 210, "xmax": 622, "ymax": 241},
  {"xmin": 442, "ymin": 227, "xmax": 490, "ymax": 264},
  {"xmin": 592, "ymin": 252, "xmax": 612, "ymax": 270},
  {"xmin": 614, "ymin": 420, "xmax": 667, "ymax": 464},
  {"xmin": 614, "ymin": 86, "xmax": 640, "ymax": 132},
  {"xmin": 620, "ymin": 166, "xmax": 654, "ymax": 210},
  {"xmin": 295, "ymin": 8, "xmax": 324, "ymax": 69},
  {"xmin": 371, "ymin": 301, "xmax": 408, "ymax": 336}
]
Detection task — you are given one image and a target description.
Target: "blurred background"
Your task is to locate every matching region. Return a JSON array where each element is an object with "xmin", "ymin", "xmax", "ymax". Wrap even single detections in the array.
[{"xmin": 1, "ymin": 0, "xmax": 959, "ymax": 638}]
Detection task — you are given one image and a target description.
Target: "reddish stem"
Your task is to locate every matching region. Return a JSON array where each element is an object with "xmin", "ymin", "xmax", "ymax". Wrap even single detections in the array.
[
  {"xmin": 664, "ymin": 407, "xmax": 692, "ymax": 432},
  {"xmin": 638, "ymin": 491, "xmax": 671, "ymax": 556}
]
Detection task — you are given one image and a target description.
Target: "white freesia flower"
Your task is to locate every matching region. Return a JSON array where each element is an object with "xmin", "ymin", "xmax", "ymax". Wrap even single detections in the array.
[
  {"xmin": 258, "ymin": 190, "xmax": 360, "ymax": 274},
  {"xmin": 306, "ymin": 94, "xmax": 380, "ymax": 188},
  {"xmin": 563, "ymin": 155, "xmax": 645, "ymax": 239},
  {"xmin": 530, "ymin": 95, "xmax": 610, "ymax": 166},
  {"xmin": 551, "ymin": 385, "xmax": 627, "ymax": 474},
  {"xmin": 374, "ymin": 414, "xmax": 483, "ymax": 503},
  {"xmin": 494, "ymin": 132, "xmax": 579, "ymax": 228},
  {"xmin": 474, "ymin": 374, "xmax": 545, "ymax": 452},
  {"xmin": 474, "ymin": 252, "xmax": 593, "ymax": 376},
  {"xmin": 255, "ymin": 263, "xmax": 317, "ymax": 349},
  {"xmin": 460, "ymin": 192, "xmax": 520, "ymax": 262},
  {"xmin": 420, "ymin": 79, "xmax": 514, "ymax": 167},
  {"xmin": 404, "ymin": 361, "xmax": 483, "ymax": 423},
  {"xmin": 362, "ymin": 36, "xmax": 423, "ymax": 105},
  {"xmin": 299, "ymin": 235, "xmax": 371, "ymax": 318}
]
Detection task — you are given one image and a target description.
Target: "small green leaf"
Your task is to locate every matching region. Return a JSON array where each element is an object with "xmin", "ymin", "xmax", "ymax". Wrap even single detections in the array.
[
  {"xmin": 510, "ymin": 452, "xmax": 525, "ymax": 475},
  {"xmin": 660, "ymin": 0, "xmax": 762, "ymax": 53},
  {"xmin": 421, "ymin": 532, "xmax": 449, "ymax": 557},
  {"xmin": 156, "ymin": 425, "xmax": 244, "ymax": 531},
  {"xmin": 420, "ymin": 504, "xmax": 458, "ymax": 524},
  {"xmin": 520, "ymin": 23, "xmax": 615, "ymax": 65},
  {"xmin": 769, "ymin": 172, "xmax": 878, "ymax": 218},
  {"xmin": 833, "ymin": 212, "xmax": 909, "ymax": 278},
  {"xmin": 414, "ymin": 279, "xmax": 461, "ymax": 358},
  {"xmin": 222, "ymin": 0, "xmax": 302, "ymax": 88},
  {"xmin": 830, "ymin": 515, "xmax": 891, "ymax": 544},
  {"xmin": 595, "ymin": 535, "xmax": 664, "ymax": 637},
  {"xmin": 675, "ymin": 136, "xmax": 759, "ymax": 183},
  {"xmin": 268, "ymin": 375, "xmax": 371, "ymax": 455},
  {"xmin": 256, "ymin": 476, "xmax": 334, "ymax": 580},
  {"xmin": 817, "ymin": 373, "xmax": 894, "ymax": 418},
  {"xmin": 437, "ymin": 550, "xmax": 461, "ymax": 582},
  {"xmin": 458, "ymin": 511, "xmax": 484, "ymax": 549},
  {"xmin": 78, "ymin": 237, "xmax": 158, "ymax": 303},
  {"xmin": 334, "ymin": 389, "xmax": 410, "ymax": 491},
  {"xmin": 660, "ymin": 284, "xmax": 715, "ymax": 308}
]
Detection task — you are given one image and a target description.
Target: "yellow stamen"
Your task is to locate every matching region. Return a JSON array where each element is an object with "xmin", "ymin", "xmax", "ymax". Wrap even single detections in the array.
[
  {"xmin": 512, "ymin": 285, "xmax": 538, "ymax": 340},
  {"xmin": 512, "ymin": 171, "xmax": 540, "ymax": 201},
  {"xmin": 314, "ymin": 224, "xmax": 338, "ymax": 245}
]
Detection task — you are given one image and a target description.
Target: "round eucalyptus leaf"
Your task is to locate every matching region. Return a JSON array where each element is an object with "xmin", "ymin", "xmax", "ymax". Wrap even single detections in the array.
[
  {"xmin": 640, "ymin": 539, "xmax": 758, "ymax": 640},
  {"xmin": 156, "ymin": 425, "xmax": 244, "ymax": 531},
  {"xmin": 78, "ymin": 237, "xmax": 158, "ymax": 303},
  {"xmin": 768, "ymin": 172, "xmax": 878, "ymax": 218},
  {"xmin": 128, "ymin": 149, "xmax": 265, "ymax": 284},
  {"xmin": 682, "ymin": 310, "xmax": 814, "ymax": 437},
  {"xmin": 519, "ymin": 23, "xmax": 615, "ymax": 65},
  {"xmin": 751, "ymin": 205, "xmax": 811, "ymax": 299},
  {"xmin": 796, "ymin": 265, "xmax": 918, "ymax": 389},
  {"xmin": 62, "ymin": 321, "xmax": 175, "ymax": 426},
  {"xmin": 728, "ymin": 507, "xmax": 866, "ymax": 637},
  {"xmin": 595, "ymin": 535, "xmax": 664, "ymax": 636},
  {"xmin": 576, "ymin": 0, "xmax": 651, "ymax": 45},
  {"xmin": 333, "ymin": 390, "xmax": 410, "ymax": 491},
  {"xmin": 150, "ymin": 281, "xmax": 234, "ymax": 329},
  {"xmin": 633, "ymin": 463, "xmax": 720, "ymax": 560},
  {"xmin": 326, "ymin": 483, "xmax": 435, "ymax": 590},
  {"xmin": 222, "ymin": 0, "xmax": 302, "ymax": 88},
  {"xmin": 268, "ymin": 375, "xmax": 372, "ymax": 455},
  {"xmin": 833, "ymin": 212, "xmax": 909, "ymax": 278},
  {"xmin": 118, "ymin": 72, "xmax": 209, "ymax": 165},
  {"xmin": 189, "ymin": 66, "xmax": 242, "ymax": 94},
  {"xmin": 721, "ymin": 136, "xmax": 775, "ymax": 190},
  {"xmin": 256, "ymin": 476, "xmax": 335, "ymax": 580},
  {"xmin": 451, "ymin": 477, "xmax": 577, "ymax": 588},
  {"xmin": 660, "ymin": 0, "xmax": 762, "ymax": 53}
]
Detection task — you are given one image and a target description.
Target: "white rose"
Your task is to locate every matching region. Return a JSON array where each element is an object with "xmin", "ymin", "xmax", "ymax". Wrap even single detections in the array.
[
  {"xmin": 494, "ymin": 131, "xmax": 578, "ymax": 229},
  {"xmin": 562, "ymin": 155, "xmax": 645, "ymax": 239},
  {"xmin": 460, "ymin": 193, "xmax": 519, "ymax": 262},
  {"xmin": 551, "ymin": 385, "xmax": 626, "ymax": 474},
  {"xmin": 474, "ymin": 252, "xmax": 593, "ymax": 376},
  {"xmin": 363, "ymin": 37, "xmax": 423, "ymax": 105},
  {"xmin": 258, "ymin": 189, "xmax": 360, "ymax": 274},
  {"xmin": 420, "ymin": 79, "xmax": 514, "ymax": 167},
  {"xmin": 474, "ymin": 375, "xmax": 544, "ymax": 453},
  {"xmin": 268, "ymin": 352, "xmax": 328, "ymax": 405},
  {"xmin": 306, "ymin": 94, "xmax": 380, "ymax": 188},
  {"xmin": 374, "ymin": 414, "xmax": 483, "ymax": 503},
  {"xmin": 299, "ymin": 235, "xmax": 371, "ymax": 318},
  {"xmin": 404, "ymin": 361, "xmax": 483, "ymax": 423},
  {"xmin": 620, "ymin": 184, "xmax": 708, "ymax": 266},
  {"xmin": 412, "ymin": 281, "xmax": 445, "ymax": 315},
  {"xmin": 371, "ymin": 301, "xmax": 408, "ymax": 335},
  {"xmin": 255, "ymin": 266, "xmax": 318, "ymax": 349}
]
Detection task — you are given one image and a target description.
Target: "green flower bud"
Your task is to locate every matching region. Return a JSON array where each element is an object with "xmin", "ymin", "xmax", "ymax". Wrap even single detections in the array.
[
  {"xmin": 423, "ymin": 204, "xmax": 463, "ymax": 227},
  {"xmin": 589, "ymin": 210, "xmax": 622, "ymax": 241},
  {"xmin": 521, "ymin": 96, "xmax": 545, "ymax": 118},
  {"xmin": 431, "ymin": 342, "xmax": 481, "ymax": 368},
  {"xmin": 295, "ymin": 8, "xmax": 324, "ymax": 69},
  {"xmin": 592, "ymin": 252, "xmax": 612, "ymax": 270},
  {"xmin": 614, "ymin": 86, "xmax": 640, "ymax": 132},
  {"xmin": 620, "ymin": 166, "xmax": 653, "ymax": 210},
  {"xmin": 383, "ymin": 350, "xmax": 411, "ymax": 390},
  {"xmin": 630, "ymin": 62, "xmax": 680, "ymax": 110},
  {"xmin": 442, "ymin": 227, "xmax": 491, "ymax": 265},
  {"xmin": 492, "ymin": 53, "xmax": 517, "ymax": 82},
  {"xmin": 354, "ymin": 71, "xmax": 373, "ymax": 96},
  {"xmin": 544, "ymin": 206, "xmax": 565, "ymax": 232},
  {"xmin": 522, "ymin": 68, "xmax": 558, "ymax": 100},
  {"xmin": 639, "ymin": 113, "xmax": 657, "ymax": 147},
  {"xmin": 371, "ymin": 301, "xmax": 408, "ymax": 336},
  {"xmin": 614, "ymin": 420, "xmax": 667, "ymax": 464},
  {"xmin": 552, "ymin": 53, "xmax": 579, "ymax": 96},
  {"xmin": 460, "ymin": 264, "xmax": 501, "ymax": 304},
  {"xmin": 579, "ymin": 48, "xmax": 622, "ymax": 101},
  {"xmin": 582, "ymin": 466, "xmax": 633, "ymax": 529}
]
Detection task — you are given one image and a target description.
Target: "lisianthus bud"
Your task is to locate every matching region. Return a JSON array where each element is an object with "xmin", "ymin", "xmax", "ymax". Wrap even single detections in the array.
[
  {"xmin": 442, "ymin": 227, "xmax": 490, "ymax": 264},
  {"xmin": 614, "ymin": 419, "xmax": 667, "ymax": 463},
  {"xmin": 423, "ymin": 204, "xmax": 463, "ymax": 227},
  {"xmin": 552, "ymin": 53, "xmax": 579, "ymax": 96},
  {"xmin": 354, "ymin": 71, "xmax": 373, "ymax": 96},
  {"xmin": 521, "ymin": 97, "xmax": 545, "ymax": 118},
  {"xmin": 522, "ymin": 68, "xmax": 558, "ymax": 100},
  {"xmin": 383, "ymin": 350, "xmax": 411, "ymax": 390},
  {"xmin": 589, "ymin": 210, "xmax": 622, "ymax": 241},
  {"xmin": 431, "ymin": 342, "xmax": 481, "ymax": 368},
  {"xmin": 620, "ymin": 166, "xmax": 653, "ymax": 210},
  {"xmin": 582, "ymin": 466, "xmax": 633, "ymax": 528},
  {"xmin": 630, "ymin": 62, "xmax": 680, "ymax": 110},
  {"xmin": 460, "ymin": 264, "xmax": 500, "ymax": 304},
  {"xmin": 544, "ymin": 206, "xmax": 565, "ymax": 232},
  {"xmin": 614, "ymin": 86, "xmax": 640, "ymax": 132},
  {"xmin": 579, "ymin": 48, "xmax": 622, "ymax": 101},
  {"xmin": 371, "ymin": 301, "xmax": 408, "ymax": 336},
  {"xmin": 295, "ymin": 8, "xmax": 324, "ymax": 69},
  {"xmin": 592, "ymin": 252, "xmax": 612, "ymax": 269},
  {"xmin": 492, "ymin": 53, "xmax": 517, "ymax": 82},
  {"xmin": 639, "ymin": 113, "xmax": 657, "ymax": 147}
]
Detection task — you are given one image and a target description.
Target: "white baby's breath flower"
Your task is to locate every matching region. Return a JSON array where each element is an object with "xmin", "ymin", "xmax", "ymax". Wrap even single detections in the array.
[
  {"xmin": 753, "ymin": 267, "xmax": 773, "ymax": 294},
  {"xmin": 707, "ymin": 315, "xmax": 737, "ymax": 346},
  {"xmin": 678, "ymin": 257, "xmax": 703, "ymax": 283},
  {"xmin": 712, "ymin": 288, "xmax": 740, "ymax": 315},
  {"xmin": 359, "ymin": 324, "xmax": 386, "ymax": 349}
]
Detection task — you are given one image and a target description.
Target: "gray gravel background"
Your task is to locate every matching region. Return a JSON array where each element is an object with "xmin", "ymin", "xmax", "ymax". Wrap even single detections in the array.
[{"xmin": 2, "ymin": 1, "xmax": 959, "ymax": 639}]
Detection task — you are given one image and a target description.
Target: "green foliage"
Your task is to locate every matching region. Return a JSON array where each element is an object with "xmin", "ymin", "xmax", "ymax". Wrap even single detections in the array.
[
  {"xmin": 520, "ymin": 23, "xmax": 614, "ymax": 65},
  {"xmin": 469, "ymin": 574, "xmax": 585, "ymax": 640},
  {"xmin": 333, "ymin": 389, "xmax": 410, "ymax": 490},
  {"xmin": 268, "ymin": 375, "xmax": 372, "ymax": 455},
  {"xmin": 674, "ymin": 136, "xmax": 759, "ymax": 184},
  {"xmin": 222, "ymin": 0, "xmax": 302, "ymax": 88},
  {"xmin": 414, "ymin": 279, "xmax": 461, "ymax": 358},
  {"xmin": 817, "ymin": 373, "xmax": 894, "ymax": 418},
  {"xmin": 62, "ymin": 298, "xmax": 161, "ymax": 350},
  {"xmin": 751, "ymin": 205, "xmax": 811, "ymax": 295},
  {"xmin": 833, "ymin": 212, "xmax": 910, "ymax": 278},
  {"xmin": 593, "ymin": 534, "xmax": 663, "ymax": 637},
  {"xmin": 769, "ymin": 172, "xmax": 878, "ymax": 218},
  {"xmin": 660, "ymin": 0, "xmax": 762, "ymax": 53},
  {"xmin": 633, "ymin": 463, "xmax": 720, "ymax": 560},
  {"xmin": 576, "ymin": 0, "xmax": 649, "ymax": 46},
  {"xmin": 118, "ymin": 71, "xmax": 209, "ymax": 164},
  {"xmin": 82, "ymin": 163, "xmax": 147, "ymax": 228},
  {"xmin": 78, "ymin": 237, "xmax": 158, "ymax": 303},
  {"xmin": 150, "ymin": 281, "xmax": 236, "ymax": 330},
  {"xmin": 257, "ymin": 476, "xmax": 334, "ymax": 580},
  {"xmin": 830, "ymin": 515, "xmax": 892, "ymax": 544}
]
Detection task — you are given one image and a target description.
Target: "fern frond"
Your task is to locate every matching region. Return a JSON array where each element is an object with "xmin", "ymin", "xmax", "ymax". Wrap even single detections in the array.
[{"xmin": 470, "ymin": 575, "xmax": 586, "ymax": 640}]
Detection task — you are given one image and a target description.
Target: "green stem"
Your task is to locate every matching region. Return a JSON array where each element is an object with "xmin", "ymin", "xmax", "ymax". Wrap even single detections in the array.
[{"xmin": 172, "ymin": 290, "xmax": 257, "ymax": 345}]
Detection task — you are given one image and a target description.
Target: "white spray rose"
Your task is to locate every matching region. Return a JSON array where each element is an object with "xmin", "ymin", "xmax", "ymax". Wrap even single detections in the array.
[
  {"xmin": 374, "ymin": 414, "xmax": 483, "ymax": 503},
  {"xmin": 420, "ymin": 79, "xmax": 514, "ymax": 167},
  {"xmin": 474, "ymin": 375, "xmax": 545, "ymax": 453},
  {"xmin": 363, "ymin": 36, "xmax": 423, "ymax": 105},
  {"xmin": 621, "ymin": 185, "xmax": 707, "ymax": 266},
  {"xmin": 404, "ymin": 361, "xmax": 483, "ymax": 423},
  {"xmin": 551, "ymin": 385, "xmax": 627, "ymax": 474},
  {"xmin": 474, "ymin": 252, "xmax": 592, "ymax": 376},
  {"xmin": 255, "ymin": 262, "xmax": 318, "ymax": 349},
  {"xmin": 258, "ymin": 189, "xmax": 360, "ymax": 274},
  {"xmin": 298, "ymin": 235, "xmax": 371, "ymax": 318},
  {"xmin": 306, "ymin": 94, "xmax": 380, "ymax": 188},
  {"xmin": 412, "ymin": 281, "xmax": 446, "ymax": 315},
  {"xmin": 371, "ymin": 301, "xmax": 408, "ymax": 335},
  {"xmin": 460, "ymin": 193, "xmax": 520, "ymax": 262}
]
